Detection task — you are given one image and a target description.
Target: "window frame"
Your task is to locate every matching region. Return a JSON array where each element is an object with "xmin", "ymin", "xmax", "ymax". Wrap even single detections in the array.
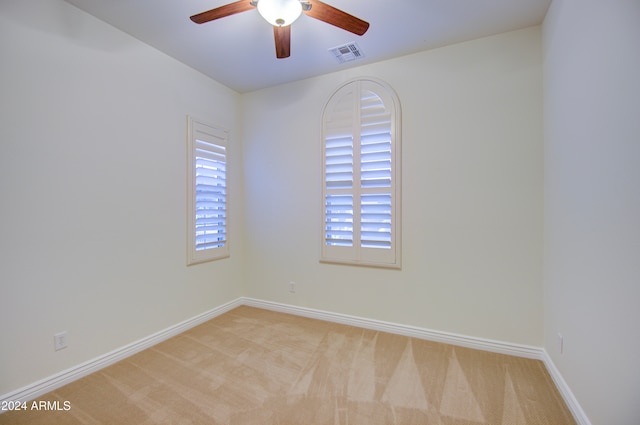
[
  {"xmin": 321, "ymin": 78, "xmax": 402, "ymax": 269},
  {"xmin": 187, "ymin": 116, "xmax": 230, "ymax": 265}
]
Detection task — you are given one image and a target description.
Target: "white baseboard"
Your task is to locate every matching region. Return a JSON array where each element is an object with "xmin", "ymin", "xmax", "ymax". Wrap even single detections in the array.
[
  {"xmin": 541, "ymin": 350, "xmax": 592, "ymax": 425},
  {"xmin": 241, "ymin": 297, "xmax": 544, "ymax": 359},
  {"xmin": 2, "ymin": 296, "xmax": 589, "ymax": 425},
  {"xmin": 0, "ymin": 297, "xmax": 243, "ymax": 406}
]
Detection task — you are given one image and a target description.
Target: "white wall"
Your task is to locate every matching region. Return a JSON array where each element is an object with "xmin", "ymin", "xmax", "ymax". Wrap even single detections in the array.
[
  {"xmin": 0, "ymin": 0, "xmax": 244, "ymax": 395},
  {"xmin": 543, "ymin": 1, "xmax": 640, "ymax": 424},
  {"xmin": 4, "ymin": 2, "xmax": 637, "ymax": 422},
  {"xmin": 242, "ymin": 27, "xmax": 544, "ymax": 346}
]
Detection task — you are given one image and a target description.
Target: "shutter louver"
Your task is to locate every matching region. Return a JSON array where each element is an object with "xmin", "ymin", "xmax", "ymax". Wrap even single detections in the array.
[
  {"xmin": 360, "ymin": 90, "xmax": 392, "ymax": 189},
  {"xmin": 361, "ymin": 133, "xmax": 392, "ymax": 188},
  {"xmin": 361, "ymin": 194, "xmax": 392, "ymax": 248},
  {"xmin": 325, "ymin": 89, "xmax": 355, "ymax": 190},
  {"xmin": 325, "ymin": 194, "xmax": 354, "ymax": 246},
  {"xmin": 325, "ymin": 136, "xmax": 353, "ymax": 189}
]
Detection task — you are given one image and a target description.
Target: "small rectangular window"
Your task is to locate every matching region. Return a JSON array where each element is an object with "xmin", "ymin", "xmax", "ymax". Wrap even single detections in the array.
[{"xmin": 187, "ymin": 116, "xmax": 229, "ymax": 265}]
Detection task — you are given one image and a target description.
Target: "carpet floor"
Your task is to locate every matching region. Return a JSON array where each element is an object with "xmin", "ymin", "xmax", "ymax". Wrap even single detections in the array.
[{"xmin": 0, "ymin": 306, "xmax": 576, "ymax": 424}]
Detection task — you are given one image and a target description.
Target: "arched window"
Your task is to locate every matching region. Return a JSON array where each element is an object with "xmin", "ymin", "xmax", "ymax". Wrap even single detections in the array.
[{"xmin": 321, "ymin": 78, "xmax": 401, "ymax": 268}]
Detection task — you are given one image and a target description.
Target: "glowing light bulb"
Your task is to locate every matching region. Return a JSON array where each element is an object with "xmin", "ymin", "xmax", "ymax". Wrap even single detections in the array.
[{"xmin": 257, "ymin": 0, "xmax": 302, "ymax": 26}]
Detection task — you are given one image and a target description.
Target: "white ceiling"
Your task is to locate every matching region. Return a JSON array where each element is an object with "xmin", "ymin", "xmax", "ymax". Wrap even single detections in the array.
[{"xmin": 63, "ymin": 0, "xmax": 550, "ymax": 93}]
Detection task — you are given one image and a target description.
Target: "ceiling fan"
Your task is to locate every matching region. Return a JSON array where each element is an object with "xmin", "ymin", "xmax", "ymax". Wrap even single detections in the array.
[{"xmin": 190, "ymin": 0, "xmax": 369, "ymax": 59}]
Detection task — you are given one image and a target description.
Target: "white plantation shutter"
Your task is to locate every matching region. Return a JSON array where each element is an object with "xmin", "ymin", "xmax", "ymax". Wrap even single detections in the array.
[
  {"xmin": 188, "ymin": 117, "xmax": 229, "ymax": 265},
  {"xmin": 325, "ymin": 87, "xmax": 355, "ymax": 248},
  {"xmin": 322, "ymin": 79, "xmax": 401, "ymax": 268},
  {"xmin": 195, "ymin": 141, "xmax": 226, "ymax": 250}
]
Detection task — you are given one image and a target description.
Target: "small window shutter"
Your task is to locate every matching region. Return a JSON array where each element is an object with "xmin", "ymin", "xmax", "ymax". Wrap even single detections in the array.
[
  {"xmin": 195, "ymin": 140, "xmax": 226, "ymax": 251},
  {"xmin": 188, "ymin": 117, "xmax": 229, "ymax": 265}
]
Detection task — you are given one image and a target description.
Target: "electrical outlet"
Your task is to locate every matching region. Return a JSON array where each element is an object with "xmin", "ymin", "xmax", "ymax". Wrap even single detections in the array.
[
  {"xmin": 289, "ymin": 281, "xmax": 296, "ymax": 293},
  {"xmin": 54, "ymin": 331, "xmax": 68, "ymax": 351}
]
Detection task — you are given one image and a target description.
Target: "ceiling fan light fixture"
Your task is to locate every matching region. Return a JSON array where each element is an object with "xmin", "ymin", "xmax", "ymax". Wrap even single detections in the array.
[{"xmin": 257, "ymin": 0, "xmax": 302, "ymax": 26}]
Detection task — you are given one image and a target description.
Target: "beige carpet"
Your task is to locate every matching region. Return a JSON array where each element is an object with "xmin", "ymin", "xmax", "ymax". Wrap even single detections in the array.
[{"xmin": 1, "ymin": 306, "xmax": 576, "ymax": 424}]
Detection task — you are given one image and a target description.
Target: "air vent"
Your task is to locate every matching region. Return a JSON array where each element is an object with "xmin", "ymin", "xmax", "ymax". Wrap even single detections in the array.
[{"xmin": 329, "ymin": 42, "xmax": 364, "ymax": 64}]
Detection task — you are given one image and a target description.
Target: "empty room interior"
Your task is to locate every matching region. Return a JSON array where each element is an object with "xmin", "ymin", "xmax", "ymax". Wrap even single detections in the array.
[{"xmin": 1, "ymin": 0, "xmax": 638, "ymax": 424}]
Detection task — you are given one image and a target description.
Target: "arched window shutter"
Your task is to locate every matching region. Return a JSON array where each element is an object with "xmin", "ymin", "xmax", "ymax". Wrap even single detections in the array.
[{"xmin": 322, "ymin": 79, "xmax": 401, "ymax": 268}]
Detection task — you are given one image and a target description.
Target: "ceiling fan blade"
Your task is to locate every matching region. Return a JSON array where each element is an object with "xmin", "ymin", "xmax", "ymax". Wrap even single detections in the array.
[
  {"xmin": 273, "ymin": 25, "xmax": 291, "ymax": 59},
  {"xmin": 190, "ymin": 0, "xmax": 255, "ymax": 24},
  {"xmin": 303, "ymin": 0, "xmax": 369, "ymax": 36}
]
